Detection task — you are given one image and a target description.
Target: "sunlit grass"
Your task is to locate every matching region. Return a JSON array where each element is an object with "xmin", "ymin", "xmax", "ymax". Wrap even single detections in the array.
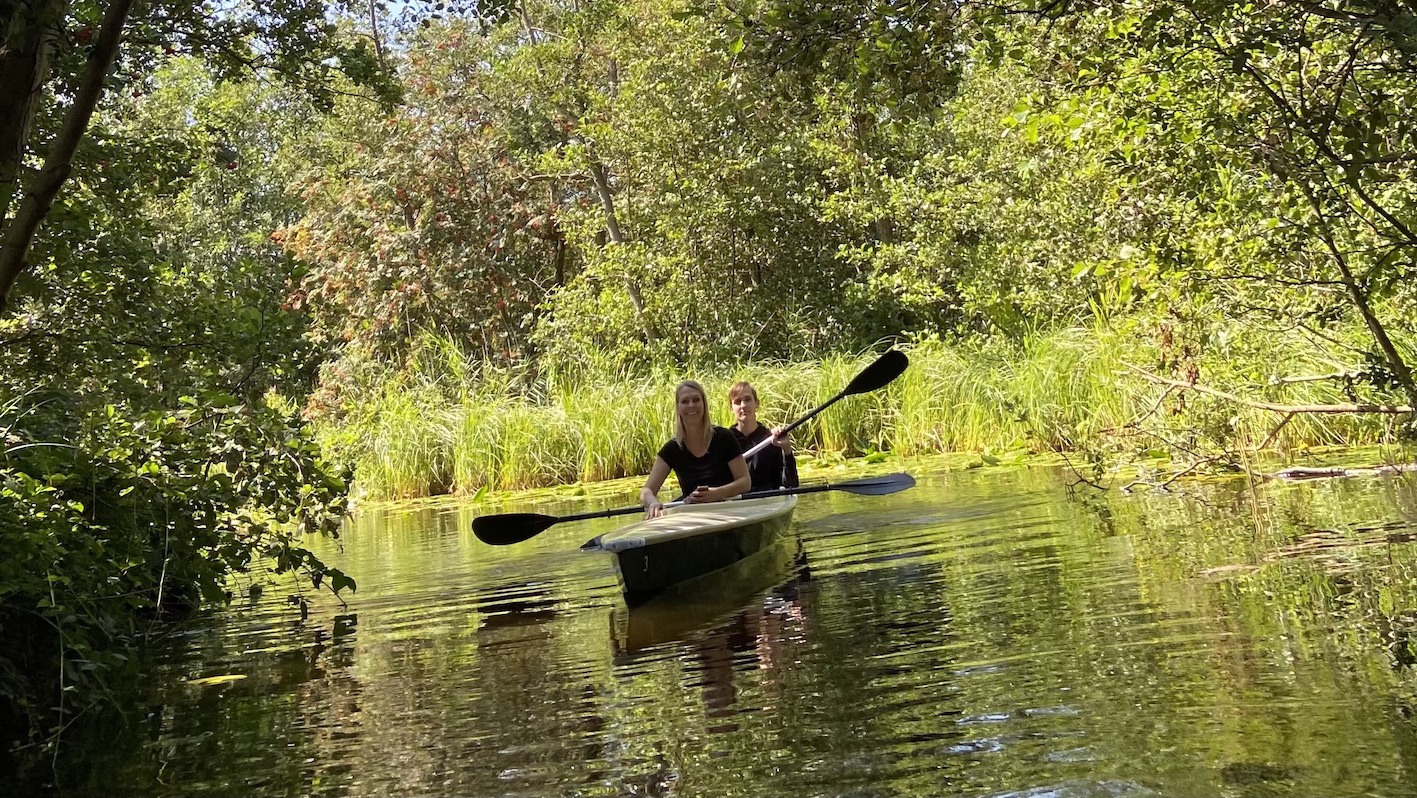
[
  {"xmin": 491, "ymin": 404, "xmax": 582, "ymax": 490},
  {"xmin": 450, "ymin": 400, "xmax": 499, "ymax": 492},
  {"xmin": 356, "ymin": 383, "xmax": 454, "ymax": 499},
  {"xmin": 320, "ymin": 325, "xmax": 1415, "ymax": 500}
]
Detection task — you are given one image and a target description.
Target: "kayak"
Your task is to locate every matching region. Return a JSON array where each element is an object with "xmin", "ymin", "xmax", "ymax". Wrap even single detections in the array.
[
  {"xmin": 582, "ymin": 495, "xmax": 798, "ymax": 603},
  {"xmin": 611, "ymin": 533, "xmax": 805, "ymax": 656}
]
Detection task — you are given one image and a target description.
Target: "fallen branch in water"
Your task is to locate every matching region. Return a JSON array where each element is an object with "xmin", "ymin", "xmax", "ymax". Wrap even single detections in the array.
[
  {"xmin": 1074, "ymin": 365, "xmax": 1414, "ymax": 493},
  {"xmin": 1122, "ymin": 363, "xmax": 1415, "ymax": 415},
  {"xmin": 1267, "ymin": 464, "xmax": 1417, "ymax": 480},
  {"xmin": 1107, "ymin": 364, "xmax": 1417, "ymax": 490},
  {"xmin": 1120, "ymin": 455, "xmax": 1229, "ymax": 493}
]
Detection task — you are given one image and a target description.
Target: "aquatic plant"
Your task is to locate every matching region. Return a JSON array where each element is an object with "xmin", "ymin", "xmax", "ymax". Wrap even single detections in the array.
[{"xmin": 321, "ymin": 326, "xmax": 1414, "ymax": 501}]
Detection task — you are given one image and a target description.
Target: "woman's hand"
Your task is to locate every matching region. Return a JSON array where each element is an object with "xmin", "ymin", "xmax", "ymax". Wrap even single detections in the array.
[
  {"xmin": 771, "ymin": 426, "xmax": 793, "ymax": 454},
  {"xmin": 685, "ymin": 485, "xmax": 714, "ymax": 504},
  {"xmin": 641, "ymin": 456, "xmax": 671, "ymax": 518}
]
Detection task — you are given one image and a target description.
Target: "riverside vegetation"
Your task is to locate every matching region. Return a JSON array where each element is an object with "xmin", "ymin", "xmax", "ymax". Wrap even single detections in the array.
[
  {"xmin": 327, "ymin": 328, "xmax": 1412, "ymax": 501},
  {"xmin": 4, "ymin": 0, "xmax": 1417, "ymax": 776}
]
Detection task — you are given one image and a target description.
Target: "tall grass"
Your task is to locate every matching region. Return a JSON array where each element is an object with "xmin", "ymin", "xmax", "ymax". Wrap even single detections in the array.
[
  {"xmin": 352, "ymin": 383, "xmax": 454, "ymax": 498},
  {"xmin": 319, "ymin": 325, "xmax": 1414, "ymax": 501}
]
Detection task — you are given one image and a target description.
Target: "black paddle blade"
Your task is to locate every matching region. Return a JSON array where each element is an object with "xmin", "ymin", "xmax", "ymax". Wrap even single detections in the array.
[
  {"xmin": 473, "ymin": 512, "xmax": 560, "ymax": 546},
  {"xmin": 837, "ymin": 472, "xmax": 916, "ymax": 495},
  {"xmin": 843, "ymin": 349, "xmax": 909, "ymax": 397}
]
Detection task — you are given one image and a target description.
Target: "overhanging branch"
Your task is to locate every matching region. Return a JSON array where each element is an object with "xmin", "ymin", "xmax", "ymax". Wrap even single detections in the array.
[
  {"xmin": 1123, "ymin": 363, "xmax": 1414, "ymax": 414},
  {"xmin": 0, "ymin": 0, "xmax": 137, "ymax": 312}
]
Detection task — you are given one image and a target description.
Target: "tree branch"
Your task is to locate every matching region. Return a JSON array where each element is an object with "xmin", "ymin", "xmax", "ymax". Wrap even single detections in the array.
[
  {"xmin": 1293, "ymin": 176, "xmax": 1417, "ymax": 407},
  {"xmin": 587, "ymin": 158, "xmax": 656, "ymax": 345},
  {"xmin": 1121, "ymin": 455, "xmax": 1226, "ymax": 493},
  {"xmin": 0, "ymin": 0, "xmax": 136, "ymax": 312},
  {"xmin": 1254, "ymin": 411, "xmax": 1297, "ymax": 451},
  {"xmin": 1123, "ymin": 362, "xmax": 1414, "ymax": 414},
  {"xmin": 1268, "ymin": 371, "xmax": 1359, "ymax": 385}
]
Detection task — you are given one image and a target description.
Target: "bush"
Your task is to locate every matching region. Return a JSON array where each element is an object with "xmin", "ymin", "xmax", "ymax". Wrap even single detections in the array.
[{"xmin": 0, "ymin": 392, "xmax": 353, "ymax": 755}]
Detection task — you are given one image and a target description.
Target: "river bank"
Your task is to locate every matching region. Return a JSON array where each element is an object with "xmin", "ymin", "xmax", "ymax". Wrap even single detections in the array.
[{"xmin": 317, "ymin": 328, "xmax": 1415, "ymax": 502}]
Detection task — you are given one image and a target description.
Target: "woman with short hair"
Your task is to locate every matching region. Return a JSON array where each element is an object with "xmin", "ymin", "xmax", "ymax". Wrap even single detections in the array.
[{"xmin": 727, "ymin": 380, "xmax": 799, "ymax": 491}]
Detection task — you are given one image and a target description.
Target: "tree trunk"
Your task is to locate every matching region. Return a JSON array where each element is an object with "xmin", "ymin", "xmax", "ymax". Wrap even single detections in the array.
[
  {"xmin": 553, "ymin": 234, "xmax": 565, "ymax": 286},
  {"xmin": 589, "ymin": 160, "xmax": 624, "ymax": 244},
  {"xmin": 0, "ymin": 0, "xmax": 134, "ymax": 312},
  {"xmin": 1331, "ymin": 253, "xmax": 1417, "ymax": 410},
  {"xmin": 588, "ymin": 159, "xmax": 656, "ymax": 344},
  {"xmin": 1297, "ymin": 181, "xmax": 1417, "ymax": 411},
  {"xmin": 0, "ymin": 0, "xmax": 67, "ymax": 219}
]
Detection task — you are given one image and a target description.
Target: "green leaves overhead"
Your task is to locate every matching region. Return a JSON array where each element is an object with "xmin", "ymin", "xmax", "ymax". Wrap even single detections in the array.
[
  {"xmin": 1032, "ymin": 0, "xmax": 1417, "ymax": 404},
  {"xmin": 714, "ymin": 0, "xmax": 968, "ymax": 113},
  {"xmin": 1, "ymin": 0, "xmax": 390, "ymax": 751}
]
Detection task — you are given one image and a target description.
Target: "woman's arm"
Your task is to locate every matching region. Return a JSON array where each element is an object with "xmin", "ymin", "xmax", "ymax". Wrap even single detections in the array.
[
  {"xmin": 641, "ymin": 457, "xmax": 672, "ymax": 518},
  {"xmin": 724, "ymin": 456, "xmax": 751, "ymax": 497},
  {"xmin": 688, "ymin": 456, "xmax": 751, "ymax": 503}
]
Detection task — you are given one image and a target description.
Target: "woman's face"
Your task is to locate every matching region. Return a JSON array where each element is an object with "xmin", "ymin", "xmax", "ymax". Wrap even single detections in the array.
[
  {"xmin": 731, "ymin": 391, "xmax": 758, "ymax": 425},
  {"xmin": 677, "ymin": 386, "xmax": 705, "ymax": 421}
]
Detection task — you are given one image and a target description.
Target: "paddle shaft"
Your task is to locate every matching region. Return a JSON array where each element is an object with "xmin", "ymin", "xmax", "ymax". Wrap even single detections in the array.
[
  {"xmin": 735, "ymin": 480, "xmax": 869, "ymax": 500},
  {"xmin": 741, "ymin": 391, "xmax": 846, "ymax": 460},
  {"xmin": 740, "ymin": 348, "xmax": 907, "ymax": 460},
  {"xmin": 473, "ymin": 473, "xmax": 916, "ymax": 545},
  {"xmin": 554, "ymin": 503, "xmax": 654, "ymax": 525},
  {"xmin": 546, "ymin": 477, "xmax": 861, "ymax": 524}
]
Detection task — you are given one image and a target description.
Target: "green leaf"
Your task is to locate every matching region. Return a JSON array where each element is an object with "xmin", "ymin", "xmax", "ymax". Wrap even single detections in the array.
[{"xmin": 331, "ymin": 571, "xmax": 357, "ymax": 595}]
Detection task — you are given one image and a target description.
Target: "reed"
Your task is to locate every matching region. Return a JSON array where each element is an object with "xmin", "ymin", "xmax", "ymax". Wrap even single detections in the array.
[
  {"xmin": 489, "ymin": 404, "xmax": 583, "ymax": 490},
  {"xmin": 562, "ymin": 378, "xmax": 673, "ymax": 483},
  {"xmin": 321, "ymin": 325, "xmax": 1415, "ymax": 500},
  {"xmin": 894, "ymin": 338, "xmax": 1012, "ymax": 455},
  {"xmin": 355, "ymin": 382, "xmax": 455, "ymax": 499},
  {"xmin": 450, "ymin": 399, "xmax": 500, "ymax": 492}
]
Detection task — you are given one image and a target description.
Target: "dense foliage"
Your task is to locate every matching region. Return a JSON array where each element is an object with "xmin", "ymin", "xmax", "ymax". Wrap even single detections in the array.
[
  {"xmin": 292, "ymin": 0, "xmax": 1416, "ymax": 501},
  {"xmin": 0, "ymin": 1, "xmax": 381, "ymax": 764}
]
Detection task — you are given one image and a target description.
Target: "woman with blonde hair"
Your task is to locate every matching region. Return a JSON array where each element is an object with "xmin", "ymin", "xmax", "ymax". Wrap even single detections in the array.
[
  {"xmin": 640, "ymin": 380, "xmax": 750, "ymax": 518},
  {"xmin": 728, "ymin": 381, "xmax": 799, "ymax": 491}
]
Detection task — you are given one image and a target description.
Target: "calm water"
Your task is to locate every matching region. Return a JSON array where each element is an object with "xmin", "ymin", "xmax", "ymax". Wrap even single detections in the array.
[{"xmin": 56, "ymin": 463, "xmax": 1417, "ymax": 797}]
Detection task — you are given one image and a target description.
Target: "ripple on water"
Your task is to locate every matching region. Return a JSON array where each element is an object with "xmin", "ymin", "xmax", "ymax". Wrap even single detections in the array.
[
  {"xmin": 54, "ymin": 467, "xmax": 1417, "ymax": 797},
  {"xmin": 984, "ymin": 780, "xmax": 1160, "ymax": 798}
]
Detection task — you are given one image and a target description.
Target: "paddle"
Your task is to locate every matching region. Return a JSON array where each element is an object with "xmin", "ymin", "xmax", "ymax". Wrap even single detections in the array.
[
  {"xmin": 741, "ymin": 348, "xmax": 909, "ymax": 459},
  {"xmin": 472, "ymin": 472, "xmax": 917, "ymax": 546}
]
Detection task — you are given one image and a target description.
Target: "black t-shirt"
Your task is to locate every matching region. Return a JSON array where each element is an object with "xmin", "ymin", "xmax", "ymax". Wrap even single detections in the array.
[
  {"xmin": 730, "ymin": 423, "xmax": 800, "ymax": 491},
  {"xmin": 657, "ymin": 426, "xmax": 743, "ymax": 498}
]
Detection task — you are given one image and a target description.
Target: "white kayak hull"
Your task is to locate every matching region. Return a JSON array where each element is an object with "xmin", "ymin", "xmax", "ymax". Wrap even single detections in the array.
[{"xmin": 584, "ymin": 496, "xmax": 798, "ymax": 602}]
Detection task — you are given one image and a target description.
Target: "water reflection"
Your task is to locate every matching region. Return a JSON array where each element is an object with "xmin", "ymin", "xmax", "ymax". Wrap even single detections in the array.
[
  {"xmin": 611, "ymin": 533, "xmax": 808, "ymax": 656},
  {"xmin": 606, "ymin": 535, "xmax": 817, "ymax": 744},
  {"xmin": 40, "ymin": 466, "xmax": 1417, "ymax": 797}
]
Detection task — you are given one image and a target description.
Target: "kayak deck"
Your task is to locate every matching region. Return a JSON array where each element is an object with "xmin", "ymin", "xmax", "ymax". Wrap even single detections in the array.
[
  {"xmin": 592, "ymin": 495, "xmax": 799, "ymax": 552},
  {"xmin": 585, "ymin": 496, "xmax": 798, "ymax": 602}
]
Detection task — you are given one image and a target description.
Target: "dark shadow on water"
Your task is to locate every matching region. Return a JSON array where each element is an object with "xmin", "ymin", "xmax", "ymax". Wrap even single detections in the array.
[
  {"xmin": 610, "ymin": 533, "xmax": 818, "ymax": 739},
  {"xmin": 610, "ymin": 533, "xmax": 809, "ymax": 659}
]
